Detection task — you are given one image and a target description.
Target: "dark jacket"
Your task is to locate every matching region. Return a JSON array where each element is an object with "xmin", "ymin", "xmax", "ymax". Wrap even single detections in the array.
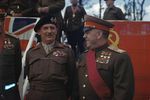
[
  {"xmin": 7, "ymin": 0, "xmax": 39, "ymax": 17},
  {"xmin": 25, "ymin": 42, "xmax": 76, "ymax": 100},
  {"xmin": 0, "ymin": 33, "xmax": 22, "ymax": 100},
  {"xmin": 77, "ymin": 44, "xmax": 134, "ymax": 100},
  {"xmin": 37, "ymin": 0, "xmax": 65, "ymax": 41},
  {"xmin": 64, "ymin": 5, "xmax": 86, "ymax": 32},
  {"xmin": 37, "ymin": 0, "xmax": 65, "ymax": 23},
  {"xmin": 103, "ymin": 6, "xmax": 125, "ymax": 20}
]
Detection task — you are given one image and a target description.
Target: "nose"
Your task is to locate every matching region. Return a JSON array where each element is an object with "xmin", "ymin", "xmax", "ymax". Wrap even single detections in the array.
[
  {"xmin": 47, "ymin": 27, "xmax": 52, "ymax": 33},
  {"xmin": 83, "ymin": 34, "xmax": 86, "ymax": 39}
]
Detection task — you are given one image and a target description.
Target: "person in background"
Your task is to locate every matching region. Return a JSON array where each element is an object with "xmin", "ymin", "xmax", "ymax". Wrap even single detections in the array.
[
  {"xmin": 64, "ymin": 0, "xmax": 86, "ymax": 58},
  {"xmin": 8, "ymin": 0, "xmax": 38, "ymax": 17},
  {"xmin": 25, "ymin": 15, "xmax": 77, "ymax": 100},
  {"xmin": 103, "ymin": 0, "xmax": 125, "ymax": 20},
  {"xmin": 77, "ymin": 15, "xmax": 134, "ymax": 100},
  {"xmin": 0, "ymin": 3, "xmax": 22, "ymax": 100},
  {"xmin": 36, "ymin": 0, "xmax": 65, "ymax": 42}
]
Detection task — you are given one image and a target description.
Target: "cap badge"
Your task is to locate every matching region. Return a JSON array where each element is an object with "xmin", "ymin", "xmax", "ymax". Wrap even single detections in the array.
[{"xmin": 50, "ymin": 17, "xmax": 57, "ymax": 23}]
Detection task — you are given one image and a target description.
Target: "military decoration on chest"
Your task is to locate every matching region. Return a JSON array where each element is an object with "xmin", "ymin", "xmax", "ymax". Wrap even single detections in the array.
[
  {"xmin": 52, "ymin": 50, "xmax": 66, "ymax": 57},
  {"xmin": 3, "ymin": 38, "xmax": 14, "ymax": 49},
  {"xmin": 96, "ymin": 51, "xmax": 112, "ymax": 64}
]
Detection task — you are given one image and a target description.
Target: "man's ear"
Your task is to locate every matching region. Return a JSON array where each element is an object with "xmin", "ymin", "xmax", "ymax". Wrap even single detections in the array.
[
  {"xmin": 36, "ymin": 30, "xmax": 41, "ymax": 35},
  {"xmin": 97, "ymin": 30, "xmax": 103, "ymax": 39}
]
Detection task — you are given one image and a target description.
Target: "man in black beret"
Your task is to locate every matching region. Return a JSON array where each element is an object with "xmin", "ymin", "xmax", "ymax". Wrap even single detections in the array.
[
  {"xmin": 25, "ymin": 15, "xmax": 77, "ymax": 100},
  {"xmin": 0, "ymin": 3, "xmax": 22, "ymax": 100},
  {"xmin": 103, "ymin": 0, "xmax": 125, "ymax": 20},
  {"xmin": 77, "ymin": 15, "xmax": 134, "ymax": 100}
]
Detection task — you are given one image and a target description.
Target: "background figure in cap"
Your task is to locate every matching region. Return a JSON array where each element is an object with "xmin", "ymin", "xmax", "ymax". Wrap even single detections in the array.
[
  {"xmin": 7, "ymin": 0, "xmax": 26, "ymax": 17},
  {"xmin": 103, "ymin": 0, "xmax": 125, "ymax": 20},
  {"xmin": 64, "ymin": 0, "xmax": 86, "ymax": 59},
  {"xmin": 77, "ymin": 15, "xmax": 134, "ymax": 100},
  {"xmin": 25, "ymin": 15, "xmax": 77, "ymax": 100},
  {"xmin": 36, "ymin": 0, "xmax": 65, "ymax": 42},
  {"xmin": 0, "ymin": 3, "xmax": 22, "ymax": 100},
  {"xmin": 7, "ymin": 0, "xmax": 38, "ymax": 17}
]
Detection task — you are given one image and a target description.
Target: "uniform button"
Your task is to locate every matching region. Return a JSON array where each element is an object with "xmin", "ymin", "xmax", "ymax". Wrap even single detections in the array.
[
  {"xmin": 83, "ymin": 84, "xmax": 86, "ymax": 88},
  {"xmin": 82, "ymin": 96, "xmax": 86, "ymax": 99},
  {"xmin": 85, "ymin": 74, "xmax": 88, "ymax": 77}
]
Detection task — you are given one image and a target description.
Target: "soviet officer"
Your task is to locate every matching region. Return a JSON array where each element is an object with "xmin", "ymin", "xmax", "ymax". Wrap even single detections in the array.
[
  {"xmin": 25, "ymin": 15, "xmax": 76, "ymax": 100},
  {"xmin": 0, "ymin": 3, "xmax": 22, "ymax": 100},
  {"xmin": 77, "ymin": 15, "xmax": 134, "ymax": 100}
]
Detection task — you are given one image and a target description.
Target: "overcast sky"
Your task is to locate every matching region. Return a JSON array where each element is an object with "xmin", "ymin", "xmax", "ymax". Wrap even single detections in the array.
[{"xmin": 63, "ymin": 0, "xmax": 150, "ymax": 21}]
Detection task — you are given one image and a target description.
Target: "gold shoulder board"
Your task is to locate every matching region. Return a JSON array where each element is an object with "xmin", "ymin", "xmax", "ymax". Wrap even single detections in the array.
[{"xmin": 108, "ymin": 45, "xmax": 126, "ymax": 53}]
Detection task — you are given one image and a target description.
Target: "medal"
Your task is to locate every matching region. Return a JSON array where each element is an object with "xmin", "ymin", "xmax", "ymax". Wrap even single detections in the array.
[
  {"xmin": 73, "ymin": 13, "xmax": 75, "ymax": 18},
  {"xmin": 72, "ymin": 6, "xmax": 78, "ymax": 18}
]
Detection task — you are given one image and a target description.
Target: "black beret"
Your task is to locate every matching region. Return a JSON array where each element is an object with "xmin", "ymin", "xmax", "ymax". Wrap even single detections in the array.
[
  {"xmin": 84, "ymin": 15, "xmax": 114, "ymax": 32},
  {"xmin": 34, "ymin": 15, "xmax": 57, "ymax": 32}
]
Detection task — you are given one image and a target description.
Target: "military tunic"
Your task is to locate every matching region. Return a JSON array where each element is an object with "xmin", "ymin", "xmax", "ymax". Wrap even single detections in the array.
[
  {"xmin": 25, "ymin": 42, "xmax": 76, "ymax": 100},
  {"xmin": 0, "ymin": 34, "xmax": 22, "ymax": 100},
  {"xmin": 103, "ymin": 6, "xmax": 125, "ymax": 20},
  {"xmin": 77, "ymin": 44, "xmax": 134, "ymax": 100}
]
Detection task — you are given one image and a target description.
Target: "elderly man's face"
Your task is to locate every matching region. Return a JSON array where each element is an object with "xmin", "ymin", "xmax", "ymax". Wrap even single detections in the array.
[
  {"xmin": 83, "ymin": 29, "xmax": 101, "ymax": 49},
  {"xmin": 38, "ymin": 24, "xmax": 57, "ymax": 44}
]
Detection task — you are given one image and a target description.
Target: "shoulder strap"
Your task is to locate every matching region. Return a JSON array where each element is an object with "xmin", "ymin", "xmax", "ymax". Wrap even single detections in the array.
[{"xmin": 86, "ymin": 50, "xmax": 111, "ymax": 99}]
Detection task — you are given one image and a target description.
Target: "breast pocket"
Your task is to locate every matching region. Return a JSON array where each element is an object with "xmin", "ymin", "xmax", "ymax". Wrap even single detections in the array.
[{"xmin": 50, "ymin": 57, "xmax": 67, "ymax": 77}]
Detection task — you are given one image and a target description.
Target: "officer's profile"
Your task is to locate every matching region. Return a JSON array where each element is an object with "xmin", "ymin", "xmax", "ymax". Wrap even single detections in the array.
[{"xmin": 77, "ymin": 15, "xmax": 134, "ymax": 100}]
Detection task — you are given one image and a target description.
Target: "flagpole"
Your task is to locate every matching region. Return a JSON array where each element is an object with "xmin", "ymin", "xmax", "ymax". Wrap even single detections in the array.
[{"xmin": 19, "ymin": 17, "xmax": 40, "ymax": 100}]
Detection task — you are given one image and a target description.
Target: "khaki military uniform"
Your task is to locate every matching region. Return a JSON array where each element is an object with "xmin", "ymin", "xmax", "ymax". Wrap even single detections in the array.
[
  {"xmin": 25, "ymin": 42, "xmax": 76, "ymax": 100},
  {"xmin": 77, "ymin": 44, "xmax": 134, "ymax": 100},
  {"xmin": 0, "ymin": 34, "xmax": 22, "ymax": 100}
]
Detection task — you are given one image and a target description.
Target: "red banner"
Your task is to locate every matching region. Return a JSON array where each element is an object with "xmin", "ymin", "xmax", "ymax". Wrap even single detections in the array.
[{"xmin": 109, "ymin": 21, "xmax": 150, "ymax": 100}]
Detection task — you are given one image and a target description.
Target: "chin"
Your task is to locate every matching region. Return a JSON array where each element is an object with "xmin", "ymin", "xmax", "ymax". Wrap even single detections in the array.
[{"xmin": 85, "ymin": 43, "xmax": 90, "ymax": 49}]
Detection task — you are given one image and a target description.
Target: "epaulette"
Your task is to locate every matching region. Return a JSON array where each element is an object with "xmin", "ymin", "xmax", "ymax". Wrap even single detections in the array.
[
  {"xmin": 31, "ymin": 44, "xmax": 40, "ymax": 50},
  {"xmin": 108, "ymin": 45, "xmax": 126, "ymax": 53},
  {"xmin": 27, "ymin": 47, "xmax": 34, "ymax": 52},
  {"xmin": 5, "ymin": 33, "xmax": 18, "ymax": 39}
]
